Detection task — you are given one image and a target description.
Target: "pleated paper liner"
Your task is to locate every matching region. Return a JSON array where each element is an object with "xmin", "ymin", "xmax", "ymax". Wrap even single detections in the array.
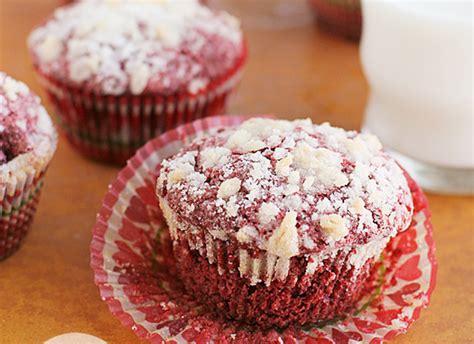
[
  {"xmin": 91, "ymin": 115, "xmax": 437, "ymax": 343},
  {"xmin": 0, "ymin": 152, "xmax": 55, "ymax": 261},
  {"xmin": 35, "ymin": 42, "xmax": 247, "ymax": 165}
]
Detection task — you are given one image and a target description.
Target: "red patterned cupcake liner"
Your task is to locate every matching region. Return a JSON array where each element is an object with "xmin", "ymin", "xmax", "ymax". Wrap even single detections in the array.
[
  {"xmin": 0, "ymin": 170, "xmax": 47, "ymax": 261},
  {"xmin": 35, "ymin": 44, "xmax": 246, "ymax": 165},
  {"xmin": 91, "ymin": 115, "xmax": 437, "ymax": 343},
  {"xmin": 309, "ymin": 0, "xmax": 362, "ymax": 40}
]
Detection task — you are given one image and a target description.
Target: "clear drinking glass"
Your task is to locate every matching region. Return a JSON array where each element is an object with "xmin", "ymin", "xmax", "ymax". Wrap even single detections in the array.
[{"xmin": 360, "ymin": 0, "xmax": 474, "ymax": 194}]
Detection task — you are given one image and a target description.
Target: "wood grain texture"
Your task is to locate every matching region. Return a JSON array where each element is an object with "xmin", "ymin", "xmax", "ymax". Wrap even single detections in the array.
[{"xmin": 0, "ymin": 1, "xmax": 472, "ymax": 343}]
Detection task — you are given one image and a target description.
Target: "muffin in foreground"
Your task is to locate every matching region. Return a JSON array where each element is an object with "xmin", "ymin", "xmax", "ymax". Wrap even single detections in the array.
[
  {"xmin": 28, "ymin": 0, "xmax": 246, "ymax": 164},
  {"xmin": 155, "ymin": 117, "xmax": 413, "ymax": 328},
  {"xmin": 0, "ymin": 72, "xmax": 57, "ymax": 260}
]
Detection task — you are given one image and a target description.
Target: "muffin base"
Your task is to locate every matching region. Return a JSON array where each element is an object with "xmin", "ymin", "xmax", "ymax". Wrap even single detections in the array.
[{"xmin": 172, "ymin": 232, "xmax": 376, "ymax": 329}]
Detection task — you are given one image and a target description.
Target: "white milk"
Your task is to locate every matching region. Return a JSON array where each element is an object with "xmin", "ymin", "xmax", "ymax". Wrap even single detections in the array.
[{"xmin": 360, "ymin": 0, "xmax": 473, "ymax": 193}]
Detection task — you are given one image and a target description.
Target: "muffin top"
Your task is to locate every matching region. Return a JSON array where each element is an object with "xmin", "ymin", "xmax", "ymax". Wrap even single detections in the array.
[
  {"xmin": 28, "ymin": 0, "xmax": 244, "ymax": 96},
  {"xmin": 0, "ymin": 72, "xmax": 57, "ymax": 182},
  {"xmin": 156, "ymin": 118, "xmax": 413, "ymax": 258}
]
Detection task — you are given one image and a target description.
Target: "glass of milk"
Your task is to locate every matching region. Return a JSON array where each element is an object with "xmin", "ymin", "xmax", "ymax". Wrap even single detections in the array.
[{"xmin": 360, "ymin": 0, "xmax": 473, "ymax": 194}]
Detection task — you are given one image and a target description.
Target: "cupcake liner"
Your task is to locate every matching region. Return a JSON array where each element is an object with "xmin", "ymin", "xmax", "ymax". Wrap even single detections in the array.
[
  {"xmin": 35, "ymin": 44, "xmax": 246, "ymax": 165},
  {"xmin": 0, "ymin": 168, "xmax": 47, "ymax": 261},
  {"xmin": 309, "ymin": 0, "xmax": 362, "ymax": 40},
  {"xmin": 91, "ymin": 115, "xmax": 437, "ymax": 343}
]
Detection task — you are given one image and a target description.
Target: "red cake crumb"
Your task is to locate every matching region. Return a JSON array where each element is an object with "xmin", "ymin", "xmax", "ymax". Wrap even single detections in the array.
[
  {"xmin": 156, "ymin": 118, "xmax": 413, "ymax": 328},
  {"xmin": 0, "ymin": 117, "xmax": 30, "ymax": 164}
]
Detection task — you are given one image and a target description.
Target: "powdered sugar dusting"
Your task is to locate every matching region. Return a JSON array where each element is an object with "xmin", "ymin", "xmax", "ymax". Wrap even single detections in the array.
[
  {"xmin": 0, "ymin": 72, "xmax": 56, "ymax": 169},
  {"xmin": 156, "ymin": 118, "xmax": 413, "ymax": 269},
  {"xmin": 28, "ymin": 0, "xmax": 243, "ymax": 95}
]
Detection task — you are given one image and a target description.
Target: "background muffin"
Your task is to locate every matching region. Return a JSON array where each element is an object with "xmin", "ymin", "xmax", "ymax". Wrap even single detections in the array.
[
  {"xmin": 28, "ymin": 0, "xmax": 246, "ymax": 164},
  {"xmin": 308, "ymin": 0, "xmax": 362, "ymax": 40},
  {"xmin": 0, "ymin": 72, "xmax": 57, "ymax": 260},
  {"xmin": 156, "ymin": 117, "xmax": 413, "ymax": 328}
]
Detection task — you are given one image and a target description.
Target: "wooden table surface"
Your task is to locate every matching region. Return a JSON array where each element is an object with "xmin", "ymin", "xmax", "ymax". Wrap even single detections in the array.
[{"xmin": 0, "ymin": 1, "xmax": 473, "ymax": 343}]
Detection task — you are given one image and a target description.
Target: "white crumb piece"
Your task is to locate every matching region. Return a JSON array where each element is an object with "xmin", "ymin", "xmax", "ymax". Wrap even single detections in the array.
[
  {"xmin": 258, "ymin": 202, "xmax": 280, "ymax": 225},
  {"xmin": 369, "ymin": 189, "xmax": 385, "ymax": 209},
  {"xmin": 187, "ymin": 172, "xmax": 206, "ymax": 187},
  {"xmin": 267, "ymin": 134, "xmax": 282, "ymax": 147},
  {"xmin": 69, "ymin": 55, "xmax": 100, "ymax": 83},
  {"xmin": 283, "ymin": 184, "xmax": 299, "ymax": 195},
  {"xmin": 201, "ymin": 147, "xmax": 231, "ymax": 169},
  {"xmin": 353, "ymin": 161, "xmax": 370, "ymax": 180},
  {"xmin": 225, "ymin": 196, "xmax": 239, "ymax": 217},
  {"xmin": 35, "ymin": 34, "xmax": 62, "ymax": 64},
  {"xmin": 275, "ymin": 153, "xmax": 293, "ymax": 177},
  {"xmin": 345, "ymin": 137, "xmax": 369, "ymax": 160},
  {"xmin": 246, "ymin": 186, "xmax": 261, "ymax": 203},
  {"xmin": 128, "ymin": 62, "xmax": 151, "ymax": 95},
  {"xmin": 283, "ymin": 195, "xmax": 303, "ymax": 210},
  {"xmin": 217, "ymin": 177, "xmax": 241, "ymax": 199},
  {"xmin": 315, "ymin": 198, "xmax": 333, "ymax": 213},
  {"xmin": 273, "ymin": 147, "xmax": 287, "ymax": 160},
  {"xmin": 320, "ymin": 214, "xmax": 349, "ymax": 240},
  {"xmin": 348, "ymin": 237, "xmax": 389, "ymax": 269},
  {"xmin": 188, "ymin": 78, "xmax": 207, "ymax": 94},
  {"xmin": 350, "ymin": 197, "xmax": 365, "ymax": 214},
  {"xmin": 303, "ymin": 176, "xmax": 315, "ymax": 190},
  {"xmin": 249, "ymin": 164, "xmax": 265, "ymax": 179},
  {"xmin": 288, "ymin": 170, "xmax": 300, "ymax": 185},
  {"xmin": 236, "ymin": 225, "xmax": 258, "ymax": 243},
  {"xmin": 334, "ymin": 173, "xmax": 349, "ymax": 187},
  {"xmin": 267, "ymin": 211, "xmax": 299, "ymax": 258},
  {"xmin": 215, "ymin": 198, "xmax": 225, "ymax": 207},
  {"xmin": 293, "ymin": 144, "xmax": 349, "ymax": 189},
  {"xmin": 155, "ymin": 23, "xmax": 181, "ymax": 46},
  {"xmin": 209, "ymin": 229, "xmax": 229, "ymax": 241},
  {"xmin": 167, "ymin": 166, "xmax": 191, "ymax": 185},
  {"xmin": 3, "ymin": 75, "xmax": 29, "ymax": 101},
  {"xmin": 302, "ymin": 231, "xmax": 316, "ymax": 249},
  {"xmin": 282, "ymin": 136, "xmax": 296, "ymax": 148},
  {"xmin": 361, "ymin": 133, "xmax": 382, "ymax": 151},
  {"xmin": 241, "ymin": 139, "xmax": 266, "ymax": 153},
  {"xmin": 226, "ymin": 129, "xmax": 252, "ymax": 150}
]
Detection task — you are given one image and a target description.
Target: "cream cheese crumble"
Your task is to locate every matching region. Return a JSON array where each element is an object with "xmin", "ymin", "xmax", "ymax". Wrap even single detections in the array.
[{"xmin": 157, "ymin": 117, "xmax": 414, "ymax": 259}]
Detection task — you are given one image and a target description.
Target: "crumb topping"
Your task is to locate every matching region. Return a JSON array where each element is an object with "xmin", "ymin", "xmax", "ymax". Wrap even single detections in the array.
[
  {"xmin": 156, "ymin": 118, "xmax": 413, "ymax": 257},
  {"xmin": 218, "ymin": 177, "xmax": 241, "ymax": 199},
  {"xmin": 267, "ymin": 211, "xmax": 299, "ymax": 258},
  {"xmin": 0, "ymin": 72, "xmax": 56, "ymax": 168},
  {"xmin": 28, "ymin": 0, "xmax": 243, "ymax": 96}
]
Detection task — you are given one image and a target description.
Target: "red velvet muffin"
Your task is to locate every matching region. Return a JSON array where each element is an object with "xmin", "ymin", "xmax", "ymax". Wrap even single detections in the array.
[
  {"xmin": 0, "ymin": 72, "xmax": 57, "ymax": 260},
  {"xmin": 28, "ymin": 0, "xmax": 246, "ymax": 164},
  {"xmin": 155, "ymin": 118, "xmax": 413, "ymax": 328}
]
